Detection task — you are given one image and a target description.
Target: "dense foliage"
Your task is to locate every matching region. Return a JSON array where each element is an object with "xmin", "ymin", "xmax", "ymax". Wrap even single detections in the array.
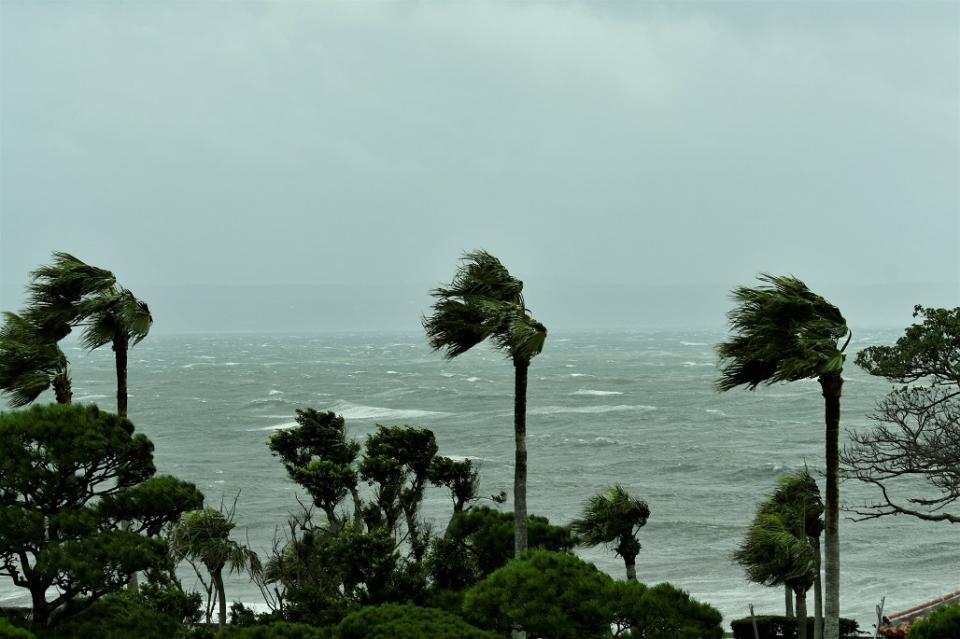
[
  {"xmin": 0, "ymin": 404, "xmax": 203, "ymax": 627},
  {"xmin": 730, "ymin": 615, "xmax": 860, "ymax": 639},
  {"xmin": 907, "ymin": 605, "xmax": 960, "ymax": 639},
  {"xmin": 337, "ymin": 603, "xmax": 498, "ymax": 639},
  {"xmin": 845, "ymin": 306, "xmax": 960, "ymax": 523}
]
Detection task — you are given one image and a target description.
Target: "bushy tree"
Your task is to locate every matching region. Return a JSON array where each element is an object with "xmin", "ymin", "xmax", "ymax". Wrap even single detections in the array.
[
  {"xmin": 0, "ymin": 620, "xmax": 34, "ymax": 639},
  {"xmin": 265, "ymin": 410, "xmax": 481, "ymax": 620},
  {"xmin": 908, "ymin": 605, "xmax": 960, "ymax": 639},
  {"xmin": 215, "ymin": 621, "xmax": 332, "ymax": 639},
  {"xmin": 0, "ymin": 404, "xmax": 203, "ymax": 627},
  {"xmin": 428, "ymin": 506, "xmax": 576, "ymax": 590},
  {"xmin": 844, "ymin": 306, "xmax": 960, "ymax": 524},
  {"xmin": 337, "ymin": 603, "xmax": 499, "ymax": 639},
  {"xmin": 463, "ymin": 550, "xmax": 613, "ymax": 639},
  {"xmin": 610, "ymin": 580, "xmax": 723, "ymax": 639},
  {"xmin": 40, "ymin": 591, "xmax": 183, "ymax": 639}
]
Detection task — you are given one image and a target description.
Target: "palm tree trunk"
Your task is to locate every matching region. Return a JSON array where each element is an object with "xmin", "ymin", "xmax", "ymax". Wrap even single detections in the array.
[
  {"xmin": 624, "ymin": 555, "xmax": 637, "ymax": 582},
  {"xmin": 513, "ymin": 358, "xmax": 529, "ymax": 557},
  {"xmin": 52, "ymin": 373, "xmax": 72, "ymax": 404},
  {"xmin": 797, "ymin": 590, "xmax": 808, "ymax": 639},
  {"xmin": 814, "ymin": 537, "xmax": 823, "ymax": 639},
  {"xmin": 213, "ymin": 569, "xmax": 227, "ymax": 630},
  {"xmin": 786, "ymin": 584, "xmax": 795, "ymax": 618},
  {"xmin": 819, "ymin": 373, "xmax": 843, "ymax": 639},
  {"xmin": 114, "ymin": 329, "xmax": 128, "ymax": 417}
]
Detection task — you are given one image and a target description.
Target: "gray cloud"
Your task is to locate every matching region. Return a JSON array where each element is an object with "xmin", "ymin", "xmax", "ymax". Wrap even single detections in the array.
[{"xmin": 2, "ymin": 1, "xmax": 957, "ymax": 332}]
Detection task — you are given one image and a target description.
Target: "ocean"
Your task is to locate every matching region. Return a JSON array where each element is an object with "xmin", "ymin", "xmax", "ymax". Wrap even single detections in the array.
[{"xmin": 2, "ymin": 328, "xmax": 955, "ymax": 630}]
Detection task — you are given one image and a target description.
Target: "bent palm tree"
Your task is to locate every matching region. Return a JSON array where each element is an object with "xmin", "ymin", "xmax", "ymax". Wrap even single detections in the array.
[
  {"xmin": 79, "ymin": 287, "xmax": 153, "ymax": 417},
  {"xmin": 717, "ymin": 274, "xmax": 849, "ymax": 639},
  {"xmin": 572, "ymin": 484, "xmax": 650, "ymax": 581},
  {"xmin": 24, "ymin": 251, "xmax": 116, "ymax": 341},
  {"xmin": 735, "ymin": 510, "xmax": 818, "ymax": 639},
  {"xmin": 169, "ymin": 508, "xmax": 261, "ymax": 630},
  {"xmin": 0, "ymin": 312, "xmax": 72, "ymax": 406},
  {"xmin": 424, "ymin": 250, "xmax": 547, "ymax": 556}
]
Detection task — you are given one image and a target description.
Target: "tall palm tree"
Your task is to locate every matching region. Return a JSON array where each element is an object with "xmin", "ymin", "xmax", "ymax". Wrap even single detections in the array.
[
  {"xmin": 0, "ymin": 312, "xmax": 72, "ymax": 406},
  {"xmin": 424, "ymin": 250, "xmax": 547, "ymax": 556},
  {"xmin": 717, "ymin": 274, "xmax": 849, "ymax": 639},
  {"xmin": 734, "ymin": 510, "xmax": 818, "ymax": 639},
  {"xmin": 572, "ymin": 484, "xmax": 650, "ymax": 581},
  {"xmin": 169, "ymin": 508, "xmax": 261, "ymax": 630},
  {"xmin": 78, "ymin": 287, "xmax": 153, "ymax": 417}
]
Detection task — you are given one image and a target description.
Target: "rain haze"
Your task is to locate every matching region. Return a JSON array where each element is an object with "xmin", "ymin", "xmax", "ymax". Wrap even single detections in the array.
[{"xmin": 1, "ymin": 1, "xmax": 958, "ymax": 333}]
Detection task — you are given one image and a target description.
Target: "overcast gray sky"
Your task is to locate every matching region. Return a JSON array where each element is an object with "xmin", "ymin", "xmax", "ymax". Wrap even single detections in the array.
[{"xmin": 1, "ymin": 1, "xmax": 957, "ymax": 333}]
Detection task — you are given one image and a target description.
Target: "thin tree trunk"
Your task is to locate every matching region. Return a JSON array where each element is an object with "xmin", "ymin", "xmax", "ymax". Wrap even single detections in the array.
[
  {"xmin": 513, "ymin": 358, "xmax": 529, "ymax": 557},
  {"xmin": 797, "ymin": 590, "xmax": 808, "ymax": 639},
  {"xmin": 814, "ymin": 537, "xmax": 823, "ymax": 639},
  {"xmin": 819, "ymin": 373, "xmax": 843, "ymax": 639},
  {"xmin": 52, "ymin": 373, "xmax": 72, "ymax": 404},
  {"xmin": 114, "ymin": 330, "xmax": 128, "ymax": 417},
  {"xmin": 214, "ymin": 569, "xmax": 227, "ymax": 630},
  {"xmin": 624, "ymin": 555, "xmax": 637, "ymax": 582},
  {"xmin": 786, "ymin": 584, "xmax": 795, "ymax": 618}
]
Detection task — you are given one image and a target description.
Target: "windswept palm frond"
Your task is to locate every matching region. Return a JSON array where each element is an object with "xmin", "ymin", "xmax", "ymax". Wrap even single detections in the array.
[
  {"xmin": 717, "ymin": 274, "xmax": 849, "ymax": 391},
  {"xmin": 424, "ymin": 251, "xmax": 545, "ymax": 363},
  {"xmin": 734, "ymin": 511, "xmax": 817, "ymax": 591},
  {"xmin": 24, "ymin": 252, "xmax": 116, "ymax": 339},
  {"xmin": 78, "ymin": 287, "xmax": 153, "ymax": 350},
  {"xmin": 0, "ymin": 312, "xmax": 69, "ymax": 407},
  {"xmin": 572, "ymin": 484, "xmax": 650, "ymax": 554}
]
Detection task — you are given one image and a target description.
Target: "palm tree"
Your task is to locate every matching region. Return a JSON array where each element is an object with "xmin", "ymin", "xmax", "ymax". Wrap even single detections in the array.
[
  {"xmin": 0, "ymin": 312, "xmax": 72, "ymax": 406},
  {"xmin": 734, "ymin": 510, "xmax": 818, "ymax": 639},
  {"xmin": 424, "ymin": 250, "xmax": 547, "ymax": 556},
  {"xmin": 169, "ymin": 508, "xmax": 261, "ymax": 630},
  {"xmin": 717, "ymin": 274, "xmax": 849, "ymax": 639},
  {"xmin": 78, "ymin": 287, "xmax": 153, "ymax": 417},
  {"xmin": 765, "ymin": 469, "xmax": 825, "ymax": 639},
  {"xmin": 572, "ymin": 484, "xmax": 650, "ymax": 581},
  {"xmin": 0, "ymin": 253, "xmax": 117, "ymax": 408}
]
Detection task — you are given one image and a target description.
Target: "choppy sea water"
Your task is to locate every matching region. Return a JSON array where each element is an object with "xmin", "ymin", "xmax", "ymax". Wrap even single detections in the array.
[{"xmin": 2, "ymin": 329, "xmax": 956, "ymax": 629}]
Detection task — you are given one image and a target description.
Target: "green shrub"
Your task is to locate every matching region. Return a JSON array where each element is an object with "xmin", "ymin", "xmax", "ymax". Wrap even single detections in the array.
[
  {"xmin": 0, "ymin": 619, "xmax": 35, "ymax": 639},
  {"xmin": 463, "ymin": 549, "xmax": 614, "ymax": 639},
  {"xmin": 730, "ymin": 615, "xmax": 860, "ymax": 639},
  {"xmin": 217, "ymin": 622, "xmax": 332, "ymax": 639},
  {"xmin": 611, "ymin": 580, "xmax": 723, "ymax": 639},
  {"xmin": 42, "ymin": 592, "xmax": 182, "ymax": 639},
  {"xmin": 337, "ymin": 604, "xmax": 498, "ymax": 639},
  {"xmin": 908, "ymin": 605, "xmax": 960, "ymax": 639}
]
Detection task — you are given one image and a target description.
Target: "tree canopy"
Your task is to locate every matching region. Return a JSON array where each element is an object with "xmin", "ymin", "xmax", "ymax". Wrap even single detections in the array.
[{"xmin": 0, "ymin": 404, "xmax": 203, "ymax": 627}]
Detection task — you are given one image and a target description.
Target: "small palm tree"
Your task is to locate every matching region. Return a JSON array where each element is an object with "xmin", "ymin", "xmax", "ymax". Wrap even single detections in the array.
[
  {"xmin": 78, "ymin": 287, "xmax": 153, "ymax": 417},
  {"xmin": 734, "ymin": 510, "xmax": 818, "ymax": 639},
  {"xmin": 424, "ymin": 250, "xmax": 546, "ymax": 556},
  {"xmin": 572, "ymin": 484, "xmax": 650, "ymax": 581},
  {"xmin": 765, "ymin": 469, "xmax": 825, "ymax": 639},
  {"xmin": 0, "ymin": 312, "xmax": 72, "ymax": 406},
  {"xmin": 717, "ymin": 274, "xmax": 849, "ymax": 639},
  {"xmin": 169, "ymin": 508, "xmax": 261, "ymax": 630}
]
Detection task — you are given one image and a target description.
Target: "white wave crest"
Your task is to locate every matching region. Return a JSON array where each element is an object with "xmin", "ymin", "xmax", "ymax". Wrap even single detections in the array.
[
  {"xmin": 571, "ymin": 389, "xmax": 623, "ymax": 396},
  {"xmin": 530, "ymin": 404, "xmax": 655, "ymax": 416},
  {"xmin": 75, "ymin": 394, "xmax": 108, "ymax": 402},
  {"xmin": 327, "ymin": 400, "xmax": 450, "ymax": 421}
]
